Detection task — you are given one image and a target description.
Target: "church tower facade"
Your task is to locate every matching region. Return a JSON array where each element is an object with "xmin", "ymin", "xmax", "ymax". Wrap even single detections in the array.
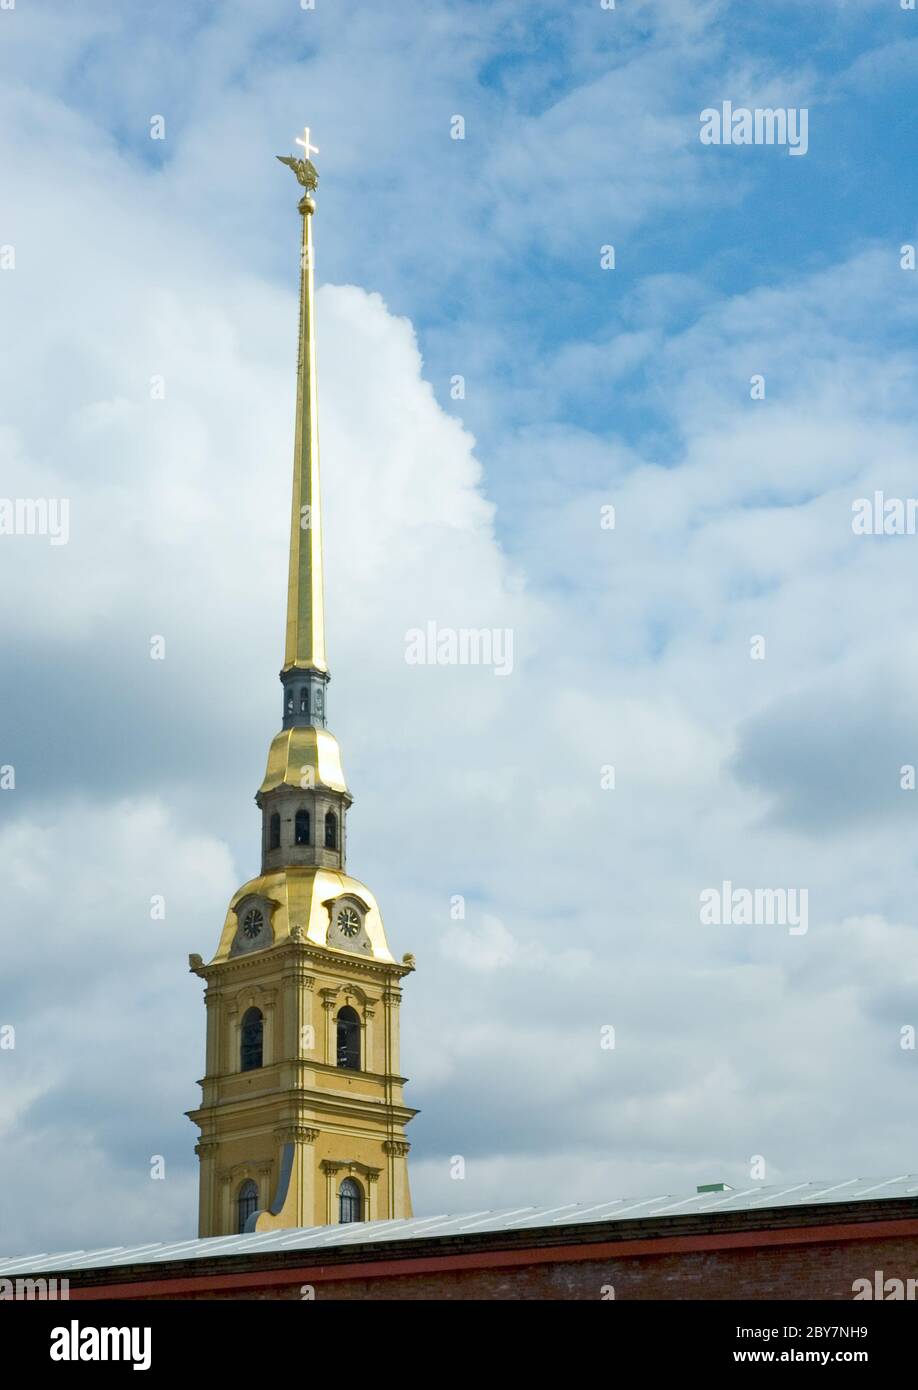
[{"xmin": 188, "ymin": 135, "xmax": 416, "ymax": 1237}]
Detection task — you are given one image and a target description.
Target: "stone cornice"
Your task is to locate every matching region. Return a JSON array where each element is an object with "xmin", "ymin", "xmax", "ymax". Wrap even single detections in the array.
[
  {"xmin": 274, "ymin": 1125, "xmax": 320, "ymax": 1144},
  {"xmin": 320, "ymin": 1159, "xmax": 381, "ymax": 1182},
  {"xmin": 194, "ymin": 1059, "xmax": 409, "ymax": 1088},
  {"xmin": 187, "ymin": 1086, "xmax": 417, "ymax": 1129},
  {"xmin": 296, "ymin": 1059, "xmax": 410, "ymax": 1089},
  {"xmin": 319, "ymin": 982, "xmax": 379, "ymax": 1008},
  {"xmin": 292, "ymin": 940, "xmax": 414, "ymax": 980},
  {"xmin": 218, "ymin": 1159, "xmax": 273, "ymax": 1183},
  {"xmin": 192, "ymin": 940, "xmax": 413, "ymax": 984},
  {"xmin": 226, "ymin": 984, "xmax": 278, "ymax": 1016}
]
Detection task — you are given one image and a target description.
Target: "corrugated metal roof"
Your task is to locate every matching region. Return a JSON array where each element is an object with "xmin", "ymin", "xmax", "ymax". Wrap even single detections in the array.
[{"xmin": 3, "ymin": 1174, "xmax": 916, "ymax": 1277}]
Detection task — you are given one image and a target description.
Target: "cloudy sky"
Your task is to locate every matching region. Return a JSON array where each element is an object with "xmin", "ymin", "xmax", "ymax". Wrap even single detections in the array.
[{"xmin": 3, "ymin": 0, "xmax": 918, "ymax": 1257}]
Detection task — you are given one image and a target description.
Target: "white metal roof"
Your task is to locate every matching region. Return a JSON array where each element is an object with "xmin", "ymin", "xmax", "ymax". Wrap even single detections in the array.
[{"xmin": 3, "ymin": 1174, "xmax": 916, "ymax": 1277}]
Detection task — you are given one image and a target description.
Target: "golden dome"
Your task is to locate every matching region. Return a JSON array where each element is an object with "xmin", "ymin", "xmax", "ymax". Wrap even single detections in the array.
[
  {"xmin": 212, "ymin": 867, "xmax": 395, "ymax": 963},
  {"xmin": 258, "ymin": 726, "xmax": 349, "ymax": 797}
]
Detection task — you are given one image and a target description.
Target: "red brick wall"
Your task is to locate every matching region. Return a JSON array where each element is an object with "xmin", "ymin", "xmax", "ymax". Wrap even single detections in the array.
[{"xmin": 124, "ymin": 1232, "xmax": 918, "ymax": 1300}]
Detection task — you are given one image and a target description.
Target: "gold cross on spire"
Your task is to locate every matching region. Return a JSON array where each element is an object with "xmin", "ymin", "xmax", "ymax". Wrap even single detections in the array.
[
  {"xmin": 277, "ymin": 125, "xmax": 320, "ymax": 193},
  {"xmin": 295, "ymin": 126, "xmax": 319, "ymax": 161}
]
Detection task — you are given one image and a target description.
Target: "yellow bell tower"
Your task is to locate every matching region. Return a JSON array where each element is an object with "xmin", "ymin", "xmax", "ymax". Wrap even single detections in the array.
[{"xmin": 187, "ymin": 130, "xmax": 417, "ymax": 1237}]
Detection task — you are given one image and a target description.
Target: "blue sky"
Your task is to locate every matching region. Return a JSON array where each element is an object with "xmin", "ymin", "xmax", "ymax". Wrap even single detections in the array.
[{"xmin": 3, "ymin": 0, "xmax": 918, "ymax": 1255}]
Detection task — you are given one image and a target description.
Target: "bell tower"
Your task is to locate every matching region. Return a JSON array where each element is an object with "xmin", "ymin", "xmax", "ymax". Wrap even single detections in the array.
[{"xmin": 187, "ymin": 131, "xmax": 417, "ymax": 1237}]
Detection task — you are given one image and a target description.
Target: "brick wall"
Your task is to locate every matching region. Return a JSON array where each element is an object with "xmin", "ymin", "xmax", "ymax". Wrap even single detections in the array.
[{"xmin": 120, "ymin": 1230, "xmax": 918, "ymax": 1300}]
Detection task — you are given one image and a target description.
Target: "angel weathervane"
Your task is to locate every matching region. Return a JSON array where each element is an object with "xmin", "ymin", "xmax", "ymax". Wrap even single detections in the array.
[{"xmin": 277, "ymin": 125, "xmax": 320, "ymax": 192}]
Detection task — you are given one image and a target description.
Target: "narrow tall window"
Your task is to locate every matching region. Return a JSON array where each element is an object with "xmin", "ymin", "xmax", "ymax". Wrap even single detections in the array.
[
  {"xmin": 237, "ymin": 1179, "xmax": 258, "ymax": 1233},
  {"xmin": 299, "ymin": 686, "xmax": 308, "ymax": 714},
  {"xmin": 337, "ymin": 1005, "xmax": 360, "ymax": 1070},
  {"xmin": 269, "ymin": 812, "xmax": 281, "ymax": 850},
  {"xmin": 286, "ymin": 688, "xmax": 294, "ymax": 715},
  {"xmin": 240, "ymin": 1007, "xmax": 264, "ymax": 1071},
  {"xmin": 295, "ymin": 809, "xmax": 310, "ymax": 845},
  {"xmin": 325, "ymin": 810, "xmax": 338, "ymax": 849},
  {"xmin": 338, "ymin": 1177, "xmax": 362, "ymax": 1224}
]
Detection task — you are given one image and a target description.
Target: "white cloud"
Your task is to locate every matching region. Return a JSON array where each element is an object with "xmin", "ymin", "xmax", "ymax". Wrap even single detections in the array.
[
  {"xmin": 2, "ymin": 0, "xmax": 918, "ymax": 1258},
  {"xmin": 441, "ymin": 913, "xmax": 592, "ymax": 974},
  {"xmin": 0, "ymin": 797, "xmax": 233, "ymax": 1252}
]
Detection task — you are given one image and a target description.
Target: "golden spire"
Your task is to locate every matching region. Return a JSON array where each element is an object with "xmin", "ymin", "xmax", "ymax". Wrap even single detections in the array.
[{"xmin": 277, "ymin": 127, "xmax": 326, "ymax": 675}]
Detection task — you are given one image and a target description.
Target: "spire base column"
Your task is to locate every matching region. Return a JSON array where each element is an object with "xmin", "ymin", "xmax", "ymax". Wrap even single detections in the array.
[{"xmin": 280, "ymin": 668, "xmax": 329, "ymax": 729}]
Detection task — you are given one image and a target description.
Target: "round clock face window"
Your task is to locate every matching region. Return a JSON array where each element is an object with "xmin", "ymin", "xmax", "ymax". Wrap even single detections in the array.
[
  {"xmin": 243, "ymin": 908, "xmax": 264, "ymax": 939},
  {"xmin": 336, "ymin": 907, "xmax": 360, "ymax": 938}
]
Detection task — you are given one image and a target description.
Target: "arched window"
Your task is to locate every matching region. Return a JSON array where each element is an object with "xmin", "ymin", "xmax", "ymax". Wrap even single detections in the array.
[
  {"xmin": 240, "ymin": 1007, "xmax": 264, "ymax": 1072},
  {"xmin": 338, "ymin": 1177, "xmax": 362, "ymax": 1224},
  {"xmin": 285, "ymin": 688, "xmax": 294, "ymax": 715},
  {"xmin": 269, "ymin": 812, "xmax": 281, "ymax": 850},
  {"xmin": 325, "ymin": 810, "xmax": 338, "ymax": 849},
  {"xmin": 294, "ymin": 809, "xmax": 310, "ymax": 845},
  {"xmin": 299, "ymin": 686, "xmax": 308, "ymax": 714},
  {"xmin": 336, "ymin": 1005, "xmax": 360, "ymax": 1071},
  {"xmin": 237, "ymin": 1179, "xmax": 258, "ymax": 1233}
]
